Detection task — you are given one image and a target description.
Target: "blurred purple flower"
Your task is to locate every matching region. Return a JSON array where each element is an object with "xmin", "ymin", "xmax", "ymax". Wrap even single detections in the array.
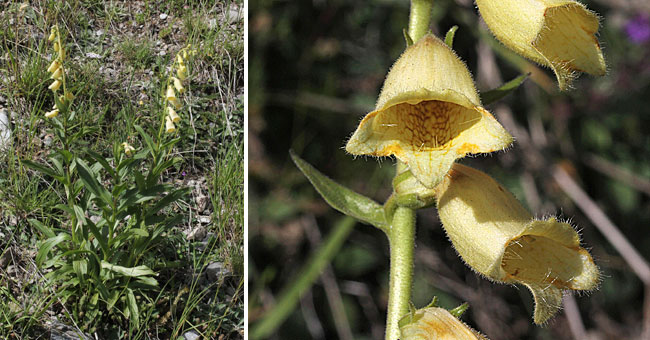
[
  {"xmin": 625, "ymin": 14, "xmax": 650, "ymax": 44},
  {"xmin": 182, "ymin": 171, "xmax": 187, "ymax": 177}
]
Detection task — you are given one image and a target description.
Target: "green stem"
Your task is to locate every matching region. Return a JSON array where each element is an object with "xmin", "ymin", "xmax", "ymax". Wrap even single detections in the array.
[
  {"xmin": 250, "ymin": 216, "xmax": 356, "ymax": 340},
  {"xmin": 408, "ymin": 0, "xmax": 433, "ymax": 43},
  {"xmin": 385, "ymin": 206, "xmax": 416, "ymax": 340}
]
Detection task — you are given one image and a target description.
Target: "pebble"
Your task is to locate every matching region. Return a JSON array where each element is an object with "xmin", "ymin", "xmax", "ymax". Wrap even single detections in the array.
[
  {"xmin": 183, "ymin": 330, "xmax": 200, "ymax": 340},
  {"xmin": 0, "ymin": 108, "xmax": 11, "ymax": 149},
  {"xmin": 159, "ymin": 13, "xmax": 168, "ymax": 20},
  {"xmin": 206, "ymin": 262, "xmax": 231, "ymax": 282}
]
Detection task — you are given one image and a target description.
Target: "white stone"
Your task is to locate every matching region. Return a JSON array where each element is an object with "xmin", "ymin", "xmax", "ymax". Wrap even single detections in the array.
[
  {"xmin": 159, "ymin": 13, "xmax": 168, "ymax": 20},
  {"xmin": 0, "ymin": 108, "xmax": 11, "ymax": 149},
  {"xmin": 183, "ymin": 331, "xmax": 199, "ymax": 340}
]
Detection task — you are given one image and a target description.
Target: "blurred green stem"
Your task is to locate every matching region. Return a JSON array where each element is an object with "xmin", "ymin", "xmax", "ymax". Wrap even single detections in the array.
[
  {"xmin": 408, "ymin": 0, "xmax": 433, "ymax": 42},
  {"xmin": 250, "ymin": 216, "xmax": 356, "ymax": 340},
  {"xmin": 385, "ymin": 205, "xmax": 416, "ymax": 340}
]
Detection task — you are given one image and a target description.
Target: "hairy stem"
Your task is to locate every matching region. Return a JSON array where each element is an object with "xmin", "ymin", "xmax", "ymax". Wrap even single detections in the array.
[
  {"xmin": 408, "ymin": 0, "xmax": 433, "ymax": 42},
  {"xmin": 385, "ymin": 206, "xmax": 416, "ymax": 340}
]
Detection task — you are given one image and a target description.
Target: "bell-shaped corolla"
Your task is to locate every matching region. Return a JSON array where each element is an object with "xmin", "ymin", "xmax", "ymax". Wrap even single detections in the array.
[
  {"xmin": 400, "ymin": 306, "xmax": 489, "ymax": 340},
  {"xmin": 475, "ymin": 0, "xmax": 606, "ymax": 90},
  {"xmin": 434, "ymin": 163, "xmax": 599, "ymax": 324},
  {"xmin": 165, "ymin": 116, "xmax": 176, "ymax": 133},
  {"xmin": 346, "ymin": 34, "xmax": 512, "ymax": 189}
]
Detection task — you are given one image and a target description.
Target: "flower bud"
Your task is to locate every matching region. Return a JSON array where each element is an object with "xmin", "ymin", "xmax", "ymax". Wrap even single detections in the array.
[
  {"xmin": 45, "ymin": 109, "xmax": 59, "ymax": 118},
  {"xmin": 168, "ymin": 106, "xmax": 180, "ymax": 123},
  {"xmin": 346, "ymin": 34, "xmax": 511, "ymax": 188},
  {"xmin": 165, "ymin": 116, "xmax": 176, "ymax": 133},
  {"xmin": 476, "ymin": 0, "xmax": 606, "ymax": 90},
  {"xmin": 48, "ymin": 30, "xmax": 56, "ymax": 42},
  {"xmin": 434, "ymin": 164, "xmax": 599, "ymax": 324},
  {"xmin": 65, "ymin": 92, "xmax": 75, "ymax": 101},
  {"xmin": 49, "ymin": 80, "xmax": 61, "ymax": 91},
  {"xmin": 400, "ymin": 306, "xmax": 489, "ymax": 340},
  {"xmin": 53, "ymin": 42, "xmax": 59, "ymax": 52}
]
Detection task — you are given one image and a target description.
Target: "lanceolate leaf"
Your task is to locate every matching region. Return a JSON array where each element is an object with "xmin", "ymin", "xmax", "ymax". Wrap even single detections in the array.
[
  {"xmin": 75, "ymin": 158, "xmax": 112, "ymax": 207},
  {"xmin": 290, "ymin": 151, "xmax": 387, "ymax": 229},
  {"xmin": 126, "ymin": 288, "xmax": 140, "ymax": 326},
  {"xmin": 36, "ymin": 233, "xmax": 70, "ymax": 267},
  {"xmin": 101, "ymin": 261, "xmax": 155, "ymax": 277},
  {"xmin": 480, "ymin": 73, "xmax": 530, "ymax": 105}
]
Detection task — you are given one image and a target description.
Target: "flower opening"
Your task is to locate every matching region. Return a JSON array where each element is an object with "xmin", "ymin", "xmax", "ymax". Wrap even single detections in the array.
[
  {"xmin": 346, "ymin": 34, "xmax": 512, "ymax": 188},
  {"xmin": 434, "ymin": 163, "xmax": 599, "ymax": 324},
  {"xmin": 168, "ymin": 106, "xmax": 180, "ymax": 123},
  {"xmin": 165, "ymin": 116, "xmax": 176, "ymax": 133}
]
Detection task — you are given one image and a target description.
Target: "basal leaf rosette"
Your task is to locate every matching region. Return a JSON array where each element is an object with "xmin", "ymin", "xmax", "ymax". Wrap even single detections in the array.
[
  {"xmin": 346, "ymin": 34, "xmax": 512, "ymax": 189},
  {"xmin": 434, "ymin": 163, "xmax": 599, "ymax": 324},
  {"xmin": 476, "ymin": 0, "xmax": 606, "ymax": 90},
  {"xmin": 400, "ymin": 306, "xmax": 489, "ymax": 340}
]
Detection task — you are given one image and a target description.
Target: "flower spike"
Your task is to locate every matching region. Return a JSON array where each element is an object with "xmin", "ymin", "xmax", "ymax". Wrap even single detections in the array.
[{"xmin": 346, "ymin": 34, "xmax": 512, "ymax": 188}]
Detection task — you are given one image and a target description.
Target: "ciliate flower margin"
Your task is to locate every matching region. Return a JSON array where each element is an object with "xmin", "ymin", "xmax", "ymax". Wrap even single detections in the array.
[
  {"xmin": 400, "ymin": 306, "xmax": 489, "ymax": 340},
  {"xmin": 475, "ymin": 0, "xmax": 606, "ymax": 90},
  {"xmin": 433, "ymin": 163, "xmax": 599, "ymax": 324},
  {"xmin": 346, "ymin": 34, "xmax": 512, "ymax": 189}
]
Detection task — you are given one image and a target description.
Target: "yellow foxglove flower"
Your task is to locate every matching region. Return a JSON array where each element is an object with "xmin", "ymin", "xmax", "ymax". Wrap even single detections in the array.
[
  {"xmin": 47, "ymin": 60, "xmax": 60, "ymax": 73},
  {"xmin": 170, "ymin": 98, "xmax": 182, "ymax": 110},
  {"xmin": 476, "ymin": 0, "xmax": 606, "ymax": 90},
  {"xmin": 53, "ymin": 42, "xmax": 60, "ymax": 52},
  {"xmin": 168, "ymin": 106, "xmax": 180, "ymax": 123},
  {"xmin": 165, "ymin": 116, "xmax": 176, "ymax": 133},
  {"xmin": 59, "ymin": 47, "xmax": 66, "ymax": 60},
  {"xmin": 48, "ymin": 30, "xmax": 56, "ymax": 42},
  {"xmin": 50, "ymin": 67, "xmax": 63, "ymax": 80},
  {"xmin": 400, "ymin": 307, "xmax": 489, "ymax": 340},
  {"xmin": 177, "ymin": 65, "xmax": 187, "ymax": 80},
  {"xmin": 176, "ymin": 54, "xmax": 184, "ymax": 65},
  {"xmin": 121, "ymin": 142, "xmax": 135, "ymax": 156},
  {"xmin": 45, "ymin": 109, "xmax": 59, "ymax": 118},
  {"xmin": 434, "ymin": 164, "xmax": 599, "ymax": 324},
  {"xmin": 166, "ymin": 86, "xmax": 176, "ymax": 102},
  {"xmin": 172, "ymin": 77, "xmax": 184, "ymax": 93},
  {"xmin": 346, "ymin": 34, "xmax": 512, "ymax": 188},
  {"xmin": 49, "ymin": 79, "xmax": 62, "ymax": 91}
]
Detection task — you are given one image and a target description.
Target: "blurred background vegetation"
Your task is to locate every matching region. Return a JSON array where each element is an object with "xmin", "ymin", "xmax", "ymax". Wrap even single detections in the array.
[{"xmin": 248, "ymin": 0, "xmax": 650, "ymax": 339}]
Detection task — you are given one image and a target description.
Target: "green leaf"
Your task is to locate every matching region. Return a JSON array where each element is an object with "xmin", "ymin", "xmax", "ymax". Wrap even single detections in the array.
[
  {"xmin": 29, "ymin": 219, "xmax": 55, "ymax": 238},
  {"xmin": 444, "ymin": 25, "xmax": 458, "ymax": 48},
  {"xmin": 290, "ymin": 151, "xmax": 387, "ymax": 229},
  {"xmin": 480, "ymin": 73, "xmax": 529, "ymax": 105},
  {"xmin": 101, "ymin": 261, "xmax": 155, "ymax": 277},
  {"xmin": 73, "ymin": 259, "xmax": 88, "ymax": 282},
  {"xmin": 75, "ymin": 158, "xmax": 111, "ymax": 207},
  {"xmin": 22, "ymin": 160, "xmax": 60, "ymax": 179},
  {"xmin": 144, "ymin": 187, "xmax": 190, "ymax": 219},
  {"xmin": 134, "ymin": 124, "xmax": 156, "ymax": 155},
  {"xmin": 36, "ymin": 234, "xmax": 70, "ymax": 267},
  {"xmin": 126, "ymin": 288, "xmax": 140, "ymax": 326},
  {"xmin": 86, "ymin": 149, "xmax": 115, "ymax": 178},
  {"xmin": 86, "ymin": 219, "xmax": 109, "ymax": 258}
]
